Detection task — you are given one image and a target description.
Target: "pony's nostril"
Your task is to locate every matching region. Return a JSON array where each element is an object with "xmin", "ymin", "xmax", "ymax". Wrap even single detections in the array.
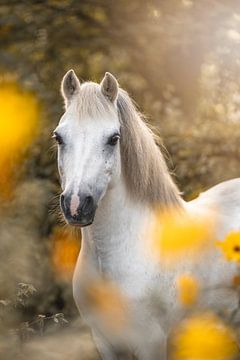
[
  {"xmin": 60, "ymin": 193, "xmax": 71, "ymax": 215},
  {"xmin": 60, "ymin": 194, "xmax": 65, "ymax": 209},
  {"xmin": 80, "ymin": 196, "xmax": 94, "ymax": 216}
]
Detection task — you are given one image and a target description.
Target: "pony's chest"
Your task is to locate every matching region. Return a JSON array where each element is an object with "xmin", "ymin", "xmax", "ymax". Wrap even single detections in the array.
[{"xmin": 73, "ymin": 258, "xmax": 177, "ymax": 345}]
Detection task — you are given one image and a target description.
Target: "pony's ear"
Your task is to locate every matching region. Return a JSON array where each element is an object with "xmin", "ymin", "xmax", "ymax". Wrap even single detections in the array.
[
  {"xmin": 61, "ymin": 69, "xmax": 81, "ymax": 106},
  {"xmin": 100, "ymin": 72, "xmax": 118, "ymax": 102}
]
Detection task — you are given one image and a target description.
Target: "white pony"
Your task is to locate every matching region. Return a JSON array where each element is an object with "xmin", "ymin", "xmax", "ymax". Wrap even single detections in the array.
[{"xmin": 54, "ymin": 70, "xmax": 240, "ymax": 359}]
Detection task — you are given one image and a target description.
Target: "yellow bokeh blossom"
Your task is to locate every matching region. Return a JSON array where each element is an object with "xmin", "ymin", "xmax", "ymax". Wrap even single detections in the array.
[
  {"xmin": 217, "ymin": 231, "xmax": 240, "ymax": 264},
  {"xmin": 0, "ymin": 80, "xmax": 39, "ymax": 198},
  {"xmin": 52, "ymin": 226, "xmax": 80, "ymax": 280},
  {"xmin": 84, "ymin": 279, "xmax": 128, "ymax": 334},
  {"xmin": 171, "ymin": 313, "xmax": 239, "ymax": 360},
  {"xmin": 232, "ymin": 274, "xmax": 240, "ymax": 287},
  {"xmin": 150, "ymin": 208, "xmax": 215, "ymax": 265},
  {"xmin": 176, "ymin": 274, "xmax": 199, "ymax": 307}
]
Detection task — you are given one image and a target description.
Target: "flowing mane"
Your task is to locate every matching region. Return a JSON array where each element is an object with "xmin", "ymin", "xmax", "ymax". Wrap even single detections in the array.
[
  {"xmin": 117, "ymin": 88, "xmax": 182, "ymax": 208},
  {"xmin": 75, "ymin": 82, "xmax": 182, "ymax": 209}
]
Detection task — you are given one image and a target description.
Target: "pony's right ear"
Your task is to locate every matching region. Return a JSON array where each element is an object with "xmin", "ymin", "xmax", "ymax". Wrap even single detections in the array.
[{"xmin": 61, "ymin": 69, "xmax": 81, "ymax": 107}]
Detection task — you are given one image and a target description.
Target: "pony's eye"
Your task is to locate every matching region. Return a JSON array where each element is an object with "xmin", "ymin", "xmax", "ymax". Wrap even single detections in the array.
[
  {"xmin": 52, "ymin": 132, "xmax": 63, "ymax": 145},
  {"xmin": 108, "ymin": 134, "xmax": 120, "ymax": 146}
]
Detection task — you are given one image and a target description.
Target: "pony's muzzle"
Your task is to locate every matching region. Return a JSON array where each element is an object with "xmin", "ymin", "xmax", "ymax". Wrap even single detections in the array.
[{"xmin": 60, "ymin": 192, "xmax": 96, "ymax": 227}]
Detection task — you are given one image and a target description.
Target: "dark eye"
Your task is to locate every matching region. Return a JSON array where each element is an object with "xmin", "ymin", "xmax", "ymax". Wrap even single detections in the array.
[
  {"xmin": 107, "ymin": 133, "xmax": 120, "ymax": 146},
  {"xmin": 52, "ymin": 132, "xmax": 63, "ymax": 145}
]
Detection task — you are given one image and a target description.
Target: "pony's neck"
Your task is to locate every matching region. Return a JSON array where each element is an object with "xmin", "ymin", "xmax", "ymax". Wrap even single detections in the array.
[
  {"xmin": 81, "ymin": 177, "xmax": 151, "ymax": 278},
  {"xmin": 80, "ymin": 177, "xmax": 183, "ymax": 298}
]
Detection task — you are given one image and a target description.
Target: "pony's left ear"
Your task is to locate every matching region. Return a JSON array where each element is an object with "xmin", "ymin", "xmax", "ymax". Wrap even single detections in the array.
[
  {"xmin": 61, "ymin": 69, "xmax": 81, "ymax": 107},
  {"xmin": 100, "ymin": 72, "xmax": 118, "ymax": 102}
]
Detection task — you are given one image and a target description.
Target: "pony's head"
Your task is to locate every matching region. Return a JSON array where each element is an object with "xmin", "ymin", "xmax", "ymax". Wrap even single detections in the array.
[
  {"xmin": 55, "ymin": 70, "xmax": 182, "ymax": 227},
  {"xmin": 54, "ymin": 70, "xmax": 121, "ymax": 226}
]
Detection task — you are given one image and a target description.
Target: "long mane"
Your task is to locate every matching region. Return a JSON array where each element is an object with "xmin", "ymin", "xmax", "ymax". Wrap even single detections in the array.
[{"xmin": 117, "ymin": 88, "xmax": 182, "ymax": 208}]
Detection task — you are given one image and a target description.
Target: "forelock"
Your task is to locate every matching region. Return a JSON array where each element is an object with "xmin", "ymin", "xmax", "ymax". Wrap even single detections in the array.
[{"xmin": 75, "ymin": 82, "xmax": 116, "ymax": 119}]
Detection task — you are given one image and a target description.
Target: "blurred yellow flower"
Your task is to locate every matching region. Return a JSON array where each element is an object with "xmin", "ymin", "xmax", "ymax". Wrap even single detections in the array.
[
  {"xmin": 217, "ymin": 231, "xmax": 240, "ymax": 263},
  {"xmin": 232, "ymin": 274, "xmax": 240, "ymax": 287},
  {"xmin": 150, "ymin": 209, "xmax": 215, "ymax": 265},
  {"xmin": 84, "ymin": 279, "xmax": 128, "ymax": 334},
  {"xmin": 0, "ymin": 80, "xmax": 39, "ymax": 198},
  {"xmin": 176, "ymin": 274, "xmax": 199, "ymax": 307},
  {"xmin": 171, "ymin": 313, "xmax": 239, "ymax": 360},
  {"xmin": 52, "ymin": 226, "xmax": 80, "ymax": 280}
]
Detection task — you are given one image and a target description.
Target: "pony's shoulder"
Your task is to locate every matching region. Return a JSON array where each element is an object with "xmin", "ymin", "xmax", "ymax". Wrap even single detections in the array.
[
  {"xmin": 187, "ymin": 178, "xmax": 240, "ymax": 238},
  {"xmin": 189, "ymin": 178, "xmax": 240, "ymax": 204}
]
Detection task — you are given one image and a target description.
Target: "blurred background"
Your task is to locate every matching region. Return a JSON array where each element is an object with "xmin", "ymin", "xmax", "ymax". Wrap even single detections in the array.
[{"xmin": 1, "ymin": 0, "xmax": 240, "ymax": 359}]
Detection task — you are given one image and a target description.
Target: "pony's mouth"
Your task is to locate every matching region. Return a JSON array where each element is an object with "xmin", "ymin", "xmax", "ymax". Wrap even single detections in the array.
[
  {"xmin": 60, "ymin": 206, "xmax": 96, "ymax": 227},
  {"xmin": 67, "ymin": 218, "xmax": 94, "ymax": 228}
]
